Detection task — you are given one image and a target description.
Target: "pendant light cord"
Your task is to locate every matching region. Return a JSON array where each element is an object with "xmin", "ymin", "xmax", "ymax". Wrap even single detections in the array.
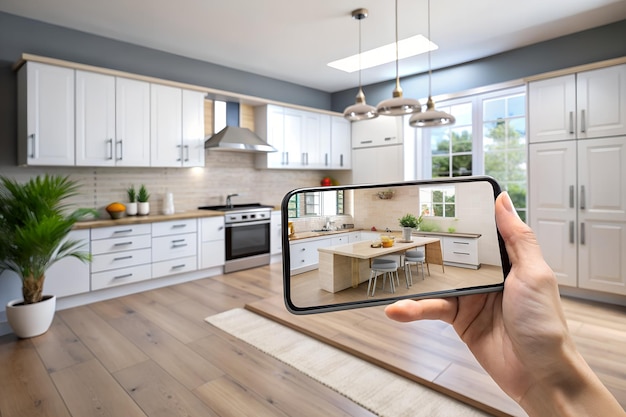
[
  {"xmin": 358, "ymin": 13, "xmax": 362, "ymax": 89},
  {"xmin": 427, "ymin": 0, "xmax": 432, "ymax": 96},
  {"xmin": 395, "ymin": 0, "xmax": 400, "ymax": 89}
]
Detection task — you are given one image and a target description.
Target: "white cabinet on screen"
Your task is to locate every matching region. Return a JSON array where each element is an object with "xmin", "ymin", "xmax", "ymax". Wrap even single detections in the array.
[
  {"xmin": 199, "ymin": 216, "xmax": 225, "ymax": 269},
  {"xmin": 529, "ymin": 136, "xmax": 626, "ymax": 294},
  {"xmin": 152, "ymin": 219, "xmax": 198, "ymax": 278},
  {"xmin": 90, "ymin": 224, "xmax": 152, "ymax": 290},
  {"xmin": 17, "ymin": 61, "xmax": 75, "ymax": 166},
  {"xmin": 43, "ymin": 230, "xmax": 91, "ymax": 297},
  {"xmin": 290, "ymin": 237, "xmax": 330, "ymax": 274},
  {"xmin": 528, "ymin": 64, "xmax": 626, "ymax": 143}
]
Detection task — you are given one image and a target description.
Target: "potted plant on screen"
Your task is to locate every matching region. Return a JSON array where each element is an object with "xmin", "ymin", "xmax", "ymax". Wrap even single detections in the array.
[
  {"xmin": 0, "ymin": 174, "xmax": 94, "ymax": 338},
  {"xmin": 399, "ymin": 213, "xmax": 423, "ymax": 242},
  {"xmin": 137, "ymin": 184, "xmax": 150, "ymax": 215}
]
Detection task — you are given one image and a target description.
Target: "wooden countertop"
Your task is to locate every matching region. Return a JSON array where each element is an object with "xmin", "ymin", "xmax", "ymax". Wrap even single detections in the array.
[
  {"xmin": 73, "ymin": 209, "xmax": 224, "ymax": 230},
  {"xmin": 318, "ymin": 236, "xmax": 441, "ymax": 260},
  {"xmin": 414, "ymin": 231, "xmax": 482, "ymax": 239},
  {"xmin": 289, "ymin": 228, "xmax": 361, "ymax": 241}
]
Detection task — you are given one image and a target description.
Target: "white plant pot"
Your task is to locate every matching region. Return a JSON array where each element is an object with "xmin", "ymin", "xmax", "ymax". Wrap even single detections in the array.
[
  {"xmin": 6, "ymin": 295, "xmax": 56, "ymax": 338},
  {"xmin": 137, "ymin": 202, "xmax": 150, "ymax": 216},
  {"xmin": 402, "ymin": 227, "xmax": 413, "ymax": 241},
  {"xmin": 126, "ymin": 202, "xmax": 138, "ymax": 216}
]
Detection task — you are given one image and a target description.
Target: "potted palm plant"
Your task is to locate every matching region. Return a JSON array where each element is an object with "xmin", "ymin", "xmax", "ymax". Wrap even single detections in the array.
[{"xmin": 0, "ymin": 174, "xmax": 94, "ymax": 338}]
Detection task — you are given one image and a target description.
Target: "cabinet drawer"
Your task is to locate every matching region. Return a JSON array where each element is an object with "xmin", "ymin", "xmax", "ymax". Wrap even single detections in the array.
[
  {"xmin": 91, "ymin": 234, "xmax": 151, "ymax": 255},
  {"xmin": 91, "ymin": 224, "xmax": 151, "ymax": 240},
  {"xmin": 331, "ymin": 235, "xmax": 349, "ymax": 245},
  {"xmin": 443, "ymin": 237, "xmax": 478, "ymax": 266},
  {"xmin": 153, "ymin": 256, "xmax": 197, "ymax": 278},
  {"xmin": 152, "ymin": 233, "xmax": 197, "ymax": 260},
  {"xmin": 91, "ymin": 263, "xmax": 152, "ymax": 290},
  {"xmin": 91, "ymin": 248, "xmax": 151, "ymax": 273},
  {"xmin": 152, "ymin": 219, "xmax": 197, "ymax": 237}
]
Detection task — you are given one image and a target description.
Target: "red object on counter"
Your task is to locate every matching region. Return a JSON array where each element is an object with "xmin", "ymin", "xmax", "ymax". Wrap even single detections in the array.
[{"xmin": 320, "ymin": 177, "xmax": 332, "ymax": 186}]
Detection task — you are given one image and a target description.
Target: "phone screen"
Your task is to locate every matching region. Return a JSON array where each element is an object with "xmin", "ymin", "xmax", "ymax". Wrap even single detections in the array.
[{"xmin": 281, "ymin": 176, "xmax": 510, "ymax": 314}]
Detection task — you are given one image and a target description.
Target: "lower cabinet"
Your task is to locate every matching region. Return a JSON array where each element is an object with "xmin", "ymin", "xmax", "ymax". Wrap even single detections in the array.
[
  {"xmin": 271, "ymin": 211, "xmax": 282, "ymax": 255},
  {"xmin": 152, "ymin": 219, "xmax": 198, "ymax": 278},
  {"xmin": 199, "ymin": 216, "xmax": 225, "ymax": 269},
  {"xmin": 290, "ymin": 231, "xmax": 362, "ymax": 274},
  {"xmin": 90, "ymin": 224, "xmax": 152, "ymax": 290},
  {"xmin": 441, "ymin": 236, "xmax": 479, "ymax": 269}
]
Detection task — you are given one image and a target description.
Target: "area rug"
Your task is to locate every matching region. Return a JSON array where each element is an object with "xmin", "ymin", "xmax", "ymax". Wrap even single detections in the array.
[{"xmin": 205, "ymin": 308, "xmax": 490, "ymax": 417}]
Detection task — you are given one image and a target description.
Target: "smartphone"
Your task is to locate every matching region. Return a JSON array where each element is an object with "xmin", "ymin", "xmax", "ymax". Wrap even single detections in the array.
[{"xmin": 281, "ymin": 176, "xmax": 510, "ymax": 314}]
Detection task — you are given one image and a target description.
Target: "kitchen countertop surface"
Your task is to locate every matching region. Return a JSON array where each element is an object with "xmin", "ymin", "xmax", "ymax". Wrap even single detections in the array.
[
  {"xmin": 73, "ymin": 209, "xmax": 225, "ymax": 230},
  {"xmin": 289, "ymin": 228, "xmax": 361, "ymax": 241},
  {"xmin": 414, "ymin": 231, "xmax": 482, "ymax": 238}
]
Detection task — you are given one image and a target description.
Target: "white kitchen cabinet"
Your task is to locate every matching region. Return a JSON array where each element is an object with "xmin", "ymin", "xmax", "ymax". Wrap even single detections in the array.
[
  {"xmin": 17, "ymin": 61, "xmax": 75, "ymax": 166},
  {"xmin": 90, "ymin": 224, "xmax": 152, "ymax": 290},
  {"xmin": 199, "ymin": 216, "xmax": 225, "ymax": 269},
  {"xmin": 352, "ymin": 144, "xmax": 404, "ymax": 184},
  {"xmin": 529, "ymin": 136, "xmax": 626, "ymax": 294},
  {"xmin": 151, "ymin": 84, "xmax": 183, "ymax": 167},
  {"xmin": 529, "ymin": 64, "xmax": 626, "ymax": 143},
  {"xmin": 152, "ymin": 219, "xmax": 198, "ymax": 278},
  {"xmin": 43, "ymin": 230, "xmax": 90, "ymax": 297},
  {"xmin": 290, "ymin": 236, "xmax": 330, "ymax": 274},
  {"xmin": 330, "ymin": 116, "xmax": 351, "ymax": 169},
  {"xmin": 75, "ymin": 70, "xmax": 116, "ymax": 166},
  {"xmin": 348, "ymin": 231, "xmax": 361, "ymax": 242},
  {"xmin": 442, "ymin": 236, "xmax": 479, "ymax": 269},
  {"xmin": 331, "ymin": 235, "xmax": 349, "ymax": 246},
  {"xmin": 181, "ymin": 90, "xmax": 206, "ymax": 167},
  {"xmin": 270, "ymin": 211, "xmax": 282, "ymax": 255},
  {"xmin": 116, "ymin": 77, "xmax": 151, "ymax": 166},
  {"xmin": 351, "ymin": 116, "xmax": 403, "ymax": 148}
]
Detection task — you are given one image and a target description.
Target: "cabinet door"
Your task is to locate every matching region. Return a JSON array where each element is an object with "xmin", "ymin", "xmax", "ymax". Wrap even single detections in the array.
[
  {"xmin": 182, "ymin": 90, "xmax": 205, "ymax": 167},
  {"xmin": 577, "ymin": 64, "xmax": 626, "ymax": 139},
  {"xmin": 528, "ymin": 141, "xmax": 577, "ymax": 286},
  {"xmin": 578, "ymin": 220, "xmax": 626, "ymax": 295},
  {"xmin": 528, "ymin": 75, "xmax": 576, "ymax": 143},
  {"xmin": 19, "ymin": 62, "xmax": 75, "ymax": 166},
  {"xmin": 270, "ymin": 211, "xmax": 282, "ymax": 255},
  {"xmin": 300, "ymin": 112, "xmax": 322, "ymax": 168},
  {"xmin": 351, "ymin": 116, "xmax": 402, "ymax": 148},
  {"xmin": 578, "ymin": 137, "xmax": 626, "ymax": 223},
  {"xmin": 116, "ymin": 77, "xmax": 150, "ymax": 166},
  {"xmin": 283, "ymin": 108, "xmax": 303, "ymax": 168},
  {"xmin": 151, "ymin": 84, "xmax": 183, "ymax": 167},
  {"xmin": 75, "ymin": 71, "xmax": 116, "ymax": 166},
  {"xmin": 331, "ymin": 116, "xmax": 351, "ymax": 169},
  {"xmin": 352, "ymin": 145, "xmax": 404, "ymax": 184},
  {"xmin": 266, "ymin": 105, "xmax": 285, "ymax": 168}
]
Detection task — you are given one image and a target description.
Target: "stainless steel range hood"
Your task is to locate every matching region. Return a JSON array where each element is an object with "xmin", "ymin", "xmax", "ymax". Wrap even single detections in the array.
[{"xmin": 205, "ymin": 101, "xmax": 277, "ymax": 153}]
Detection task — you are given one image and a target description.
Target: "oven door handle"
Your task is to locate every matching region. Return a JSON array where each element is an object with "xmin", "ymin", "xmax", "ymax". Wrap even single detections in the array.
[{"xmin": 226, "ymin": 220, "xmax": 270, "ymax": 228}]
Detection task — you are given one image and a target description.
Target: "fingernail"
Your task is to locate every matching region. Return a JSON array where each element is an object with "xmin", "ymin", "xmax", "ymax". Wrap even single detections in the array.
[{"xmin": 501, "ymin": 192, "xmax": 515, "ymax": 213}]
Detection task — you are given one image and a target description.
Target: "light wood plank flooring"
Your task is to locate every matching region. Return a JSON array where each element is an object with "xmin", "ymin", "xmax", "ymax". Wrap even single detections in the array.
[{"xmin": 1, "ymin": 262, "xmax": 625, "ymax": 417}]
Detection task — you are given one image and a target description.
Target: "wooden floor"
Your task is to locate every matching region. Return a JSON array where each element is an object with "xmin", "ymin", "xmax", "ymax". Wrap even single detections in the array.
[{"xmin": 1, "ymin": 262, "xmax": 625, "ymax": 417}]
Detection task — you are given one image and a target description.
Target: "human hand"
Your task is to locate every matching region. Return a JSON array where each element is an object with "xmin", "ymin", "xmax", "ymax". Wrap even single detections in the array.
[{"xmin": 385, "ymin": 192, "xmax": 625, "ymax": 416}]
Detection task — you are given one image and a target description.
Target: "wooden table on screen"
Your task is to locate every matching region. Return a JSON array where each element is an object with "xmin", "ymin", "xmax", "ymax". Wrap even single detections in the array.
[{"xmin": 317, "ymin": 237, "xmax": 442, "ymax": 293}]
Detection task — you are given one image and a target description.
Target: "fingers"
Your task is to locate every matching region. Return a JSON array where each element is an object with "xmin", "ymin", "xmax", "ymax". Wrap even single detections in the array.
[{"xmin": 384, "ymin": 298, "xmax": 458, "ymax": 324}]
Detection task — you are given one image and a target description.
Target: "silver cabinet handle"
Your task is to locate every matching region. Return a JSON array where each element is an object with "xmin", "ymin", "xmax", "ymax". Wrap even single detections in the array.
[
  {"xmin": 107, "ymin": 138, "xmax": 114, "ymax": 160},
  {"xmin": 285, "ymin": 152, "xmax": 289, "ymax": 165},
  {"xmin": 569, "ymin": 185, "xmax": 574, "ymax": 209},
  {"xmin": 114, "ymin": 273, "xmax": 133, "ymax": 280},
  {"xmin": 340, "ymin": 154, "xmax": 344, "ymax": 167},
  {"xmin": 580, "ymin": 185, "xmax": 586, "ymax": 210},
  {"xmin": 569, "ymin": 221, "xmax": 574, "ymax": 244},
  {"xmin": 113, "ymin": 255, "xmax": 133, "ymax": 261},
  {"xmin": 301, "ymin": 152, "xmax": 306, "ymax": 165},
  {"xmin": 113, "ymin": 241, "xmax": 133, "ymax": 247},
  {"xmin": 580, "ymin": 222, "xmax": 586, "ymax": 245},
  {"xmin": 171, "ymin": 264, "xmax": 186, "ymax": 269},
  {"xmin": 177, "ymin": 144, "xmax": 182, "ymax": 162},
  {"xmin": 172, "ymin": 224, "xmax": 187, "ymax": 229},
  {"xmin": 384, "ymin": 136, "xmax": 395, "ymax": 141},
  {"xmin": 116, "ymin": 140, "xmax": 123, "ymax": 160},
  {"xmin": 28, "ymin": 133, "xmax": 36, "ymax": 158},
  {"xmin": 360, "ymin": 140, "xmax": 373, "ymax": 144},
  {"xmin": 184, "ymin": 145, "xmax": 190, "ymax": 162},
  {"xmin": 568, "ymin": 112, "xmax": 574, "ymax": 134},
  {"xmin": 113, "ymin": 228, "xmax": 134, "ymax": 234},
  {"xmin": 580, "ymin": 109, "xmax": 586, "ymax": 133}
]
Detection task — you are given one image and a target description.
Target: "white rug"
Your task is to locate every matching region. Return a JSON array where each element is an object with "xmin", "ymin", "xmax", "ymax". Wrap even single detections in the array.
[{"xmin": 205, "ymin": 308, "xmax": 491, "ymax": 417}]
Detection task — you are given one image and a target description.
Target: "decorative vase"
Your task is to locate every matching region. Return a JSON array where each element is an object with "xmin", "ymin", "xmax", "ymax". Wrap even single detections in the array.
[
  {"xmin": 137, "ymin": 202, "xmax": 150, "ymax": 215},
  {"xmin": 402, "ymin": 227, "xmax": 413, "ymax": 241},
  {"xmin": 6, "ymin": 295, "xmax": 56, "ymax": 338},
  {"xmin": 126, "ymin": 202, "xmax": 138, "ymax": 216}
]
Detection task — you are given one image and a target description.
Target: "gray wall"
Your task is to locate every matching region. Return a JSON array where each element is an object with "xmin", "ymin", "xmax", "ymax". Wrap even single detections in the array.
[{"xmin": 331, "ymin": 20, "xmax": 626, "ymax": 112}]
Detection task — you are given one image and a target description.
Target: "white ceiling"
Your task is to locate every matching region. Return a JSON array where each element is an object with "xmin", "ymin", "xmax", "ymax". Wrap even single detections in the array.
[{"xmin": 2, "ymin": 0, "xmax": 625, "ymax": 92}]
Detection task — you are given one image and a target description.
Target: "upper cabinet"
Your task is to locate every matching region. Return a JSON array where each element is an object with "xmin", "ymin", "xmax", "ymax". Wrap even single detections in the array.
[
  {"xmin": 17, "ymin": 58, "xmax": 205, "ymax": 168},
  {"xmin": 75, "ymin": 71, "xmax": 150, "ymax": 166},
  {"xmin": 255, "ymin": 104, "xmax": 351, "ymax": 170},
  {"xmin": 351, "ymin": 116, "xmax": 403, "ymax": 148},
  {"xmin": 18, "ymin": 62, "xmax": 75, "ymax": 166},
  {"xmin": 529, "ymin": 64, "xmax": 626, "ymax": 143}
]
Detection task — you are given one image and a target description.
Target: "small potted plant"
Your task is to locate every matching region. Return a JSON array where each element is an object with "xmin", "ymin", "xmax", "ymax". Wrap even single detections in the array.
[
  {"xmin": 0, "ymin": 174, "xmax": 94, "ymax": 338},
  {"xmin": 399, "ymin": 213, "xmax": 423, "ymax": 241},
  {"xmin": 126, "ymin": 185, "xmax": 137, "ymax": 216},
  {"xmin": 137, "ymin": 184, "xmax": 150, "ymax": 215}
]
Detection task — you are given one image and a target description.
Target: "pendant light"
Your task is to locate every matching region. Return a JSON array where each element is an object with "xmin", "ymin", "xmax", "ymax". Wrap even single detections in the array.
[
  {"xmin": 409, "ymin": 0, "xmax": 455, "ymax": 127},
  {"xmin": 343, "ymin": 8, "xmax": 378, "ymax": 121},
  {"xmin": 376, "ymin": 0, "xmax": 421, "ymax": 116}
]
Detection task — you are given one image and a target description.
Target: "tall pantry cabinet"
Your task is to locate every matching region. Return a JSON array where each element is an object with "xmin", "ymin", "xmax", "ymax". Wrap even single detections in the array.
[{"xmin": 528, "ymin": 63, "xmax": 626, "ymax": 295}]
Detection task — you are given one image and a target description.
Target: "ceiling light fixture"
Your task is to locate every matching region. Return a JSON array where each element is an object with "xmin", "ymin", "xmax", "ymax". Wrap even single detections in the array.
[
  {"xmin": 409, "ymin": 0, "xmax": 455, "ymax": 128},
  {"xmin": 376, "ymin": 0, "xmax": 421, "ymax": 116},
  {"xmin": 343, "ymin": 8, "xmax": 378, "ymax": 122}
]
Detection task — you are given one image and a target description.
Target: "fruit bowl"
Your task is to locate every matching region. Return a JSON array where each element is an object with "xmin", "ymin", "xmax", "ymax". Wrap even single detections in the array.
[{"xmin": 106, "ymin": 202, "xmax": 126, "ymax": 219}]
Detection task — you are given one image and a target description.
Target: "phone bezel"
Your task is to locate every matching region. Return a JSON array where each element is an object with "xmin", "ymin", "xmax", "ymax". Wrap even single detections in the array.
[{"xmin": 281, "ymin": 176, "xmax": 511, "ymax": 314}]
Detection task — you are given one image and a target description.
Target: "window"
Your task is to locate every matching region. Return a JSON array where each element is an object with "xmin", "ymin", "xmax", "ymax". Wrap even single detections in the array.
[
  {"xmin": 419, "ymin": 186, "xmax": 455, "ymax": 218},
  {"xmin": 421, "ymin": 86, "xmax": 527, "ymax": 221},
  {"xmin": 288, "ymin": 190, "xmax": 344, "ymax": 218}
]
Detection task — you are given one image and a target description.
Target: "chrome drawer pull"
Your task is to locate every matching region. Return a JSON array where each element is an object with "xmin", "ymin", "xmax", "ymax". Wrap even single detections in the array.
[
  {"xmin": 113, "ymin": 229, "xmax": 134, "ymax": 234},
  {"xmin": 172, "ymin": 264, "xmax": 186, "ymax": 269},
  {"xmin": 453, "ymin": 241, "xmax": 469, "ymax": 245},
  {"xmin": 453, "ymin": 251, "xmax": 470, "ymax": 255},
  {"xmin": 172, "ymin": 224, "xmax": 187, "ymax": 228},
  {"xmin": 172, "ymin": 243, "xmax": 188, "ymax": 248},
  {"xmin": 113, "ymin": 241, "xmax": 133, "ymax": 246},
  {"xmin": 113, "ymin": 255, "xmax": 133, "ymax": 261},
  {"xmin": 113, "ymin": 273, "xmax": 133, "ymax": 280}
]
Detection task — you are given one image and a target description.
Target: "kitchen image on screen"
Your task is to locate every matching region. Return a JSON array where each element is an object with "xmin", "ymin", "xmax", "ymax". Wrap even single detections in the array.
[{"xmin": 285, "ymin": 180, "xmax": 505, "ymax": 310}]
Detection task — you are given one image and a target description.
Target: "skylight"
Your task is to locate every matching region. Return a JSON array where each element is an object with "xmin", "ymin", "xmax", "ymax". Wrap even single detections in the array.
[{"xmin": 328, "ymin": 35, "xmax": 438, "ymax": 73}]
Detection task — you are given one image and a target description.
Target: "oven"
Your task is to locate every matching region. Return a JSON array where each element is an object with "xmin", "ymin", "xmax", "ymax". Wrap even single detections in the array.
[{"xmin": 223, "ymin": 207, "xmax": 271, "ymax": 273}]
